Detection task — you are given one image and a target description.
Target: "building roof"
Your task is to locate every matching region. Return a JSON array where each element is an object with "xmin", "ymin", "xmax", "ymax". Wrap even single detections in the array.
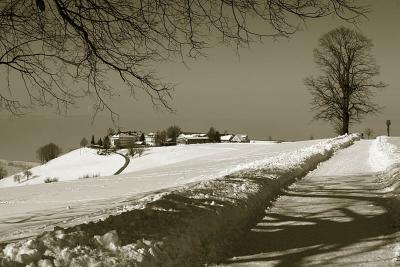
[
  {"xmin": 233, "ymin": 134, "xmax": 249, "ymax": 139},
  {"xmin": 111, "ymin": 133, "xmax": 136, "ymax": 138},
  {"xmin": 177, "ymin": 133, "xmax": 208, "ymax": 140},
  {"xmin": 220, "ymin": 134, "xmax": 234, "ymax": 141}
]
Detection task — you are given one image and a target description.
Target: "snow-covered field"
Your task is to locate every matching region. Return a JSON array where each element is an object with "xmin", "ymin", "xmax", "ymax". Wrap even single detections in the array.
[
  {"xmin": 0, "ymin": 141, "xmax": 319, "ymax": 243},
  {"xmin": 0, "ymin": 135, "xmax": 361, "ymax": 266},
  {"xmin": 0, "ymin": 148, "xmax": 125, "ymax": 188}
]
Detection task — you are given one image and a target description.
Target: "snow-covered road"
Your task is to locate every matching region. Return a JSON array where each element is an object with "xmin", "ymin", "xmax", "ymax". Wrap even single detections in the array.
[
  {"xmin": 219, "ymin": 140, "xmax": 400, "ymax": 266},
  {"xmin": 0, "ymin": 140, "xmax": 321, "ymax": 243}
]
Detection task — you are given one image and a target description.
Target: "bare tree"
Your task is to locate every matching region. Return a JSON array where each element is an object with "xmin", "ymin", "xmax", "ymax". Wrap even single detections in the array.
[
  {"xmin": 166, "ymin": 125, "xmax": 181, "ymax": 142},
  {"xmin": 364, "ymin": 128, "xmax": 373, "ymax": 139},
  {"xmin": 80, "ymin": 137, "xmax": 88, "ymax": 147},
  {"xmin": 305, "ymin": 27, "xmax": 386, "ymax": 135},
  {"xmin": 0, "ymin": 1, "xmax": 368, "ymax": 116},
  {"xmin": 37, "ymin": 143, "xmax": 62, "ymax": 163},
  {"xmin": 155, "ymin": 130, "xmax": 167, "ymax": 146},
  {"xmin": 386, "ymin": 120, "xmax": 391, "ymax": 136}
]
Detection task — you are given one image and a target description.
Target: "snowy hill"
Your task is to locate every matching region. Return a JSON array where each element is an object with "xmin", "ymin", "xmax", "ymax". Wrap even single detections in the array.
[
  {"xmin": 0, "ymin": 135, "xmax": 362, "ymax": 265},
  {"xmin": 0, "ymin": 148, "xmax": 125, "ymax": 187},
  {"xmin": 0, "ymin": 140, "xmax": 324, "ymax": 243},
  {"xmin": 0, "ymin": 142, "xmax": 279, "ymax": 188}
]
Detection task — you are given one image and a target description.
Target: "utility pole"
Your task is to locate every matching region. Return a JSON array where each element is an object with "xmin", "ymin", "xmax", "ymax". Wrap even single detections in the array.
[{"xmin": 386, "ymin": 120, "xmax": 391, "ymax": 136}]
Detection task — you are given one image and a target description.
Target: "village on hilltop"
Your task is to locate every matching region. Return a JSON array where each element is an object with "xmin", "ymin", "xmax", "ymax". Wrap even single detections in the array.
[{"xmin": 108, "ymin": 130, "xmax": 250, "ymax": 149}]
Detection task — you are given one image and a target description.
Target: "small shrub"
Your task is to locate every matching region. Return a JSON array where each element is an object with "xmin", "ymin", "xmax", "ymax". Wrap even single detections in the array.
[
  {"xmin": 23, "ymin": 170, "xmax": 33, "ymax": 180},
  {"xmin": 79, "ymin": 173, "xmax": 100, "ymax": 179},
  {"xmin": 44, "ymin": 177, "xmax": 59, "ymax": 183},
  {"xmin": 97, "ymin": 149, "xmax": 111, "ymax": 156},
  {"xmin": 13, "ymin": 174, "xmax": 21, "ymax": 183},
  {"xmin": 126, "ymin": 147, "xmax": 146, "ymax": 158}
]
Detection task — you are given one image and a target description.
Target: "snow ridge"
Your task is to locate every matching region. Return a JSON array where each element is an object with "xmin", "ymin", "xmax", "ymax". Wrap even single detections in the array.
[
  {"xmin": 369, "ymin": 136, "xmax": 400, "ymax": 172},
  {"xmin": 0, "ymin": 134, "xmax": 359, "ymax": 267}
]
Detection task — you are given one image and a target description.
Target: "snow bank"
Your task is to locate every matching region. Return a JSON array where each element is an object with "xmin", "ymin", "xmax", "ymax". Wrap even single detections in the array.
[
  {"xmin": 0, "ymin": 134, "xmax": 359, "ymax": 267},
  {"xmin": 369, "ymin": 136, "xmax": 400, "ymax": 172},
  {"xmin": 368, "ymin": 137, "xmax": 400, "ymax": 228}
]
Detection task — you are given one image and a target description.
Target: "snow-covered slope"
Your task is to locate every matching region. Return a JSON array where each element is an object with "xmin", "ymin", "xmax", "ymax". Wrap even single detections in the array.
[
  {"xmin": 0, "ymin": 140, "xmax": 320, "ymax": 243},
  {"xmin": 0, "ymin": 148, "xmax": 125, "ymax": 188},
  {"xmin": 0, "ymin": 134, "xmax": 360, "ymax": 266}
]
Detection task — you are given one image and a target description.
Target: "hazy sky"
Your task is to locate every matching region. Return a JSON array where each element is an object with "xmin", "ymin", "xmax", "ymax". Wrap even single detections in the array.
[{"xmin": 1, "ymin": 1, "xmax": 399, "ymax": 161}]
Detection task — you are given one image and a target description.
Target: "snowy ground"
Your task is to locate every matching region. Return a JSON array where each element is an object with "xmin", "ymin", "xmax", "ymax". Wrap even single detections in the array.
[
  {"xmin": 217, "ymin": 138, "xmax": 400, "ymax": 266},
  {"xmin": 0, "ymin": 135, "xmax": 360, "ymax": 266},
  {"xmin": 0, "ymin": 141, "xmax": 322, "ymax": 243},
  {"xmin": 0, "ymin": 148, "xmax": 124, "ymax": 187}
]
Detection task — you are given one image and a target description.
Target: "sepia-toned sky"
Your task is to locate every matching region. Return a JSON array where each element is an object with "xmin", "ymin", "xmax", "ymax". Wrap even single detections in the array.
[{"xmin": 1, "ymin": 0, "xmax": 399, "ymax": 161}]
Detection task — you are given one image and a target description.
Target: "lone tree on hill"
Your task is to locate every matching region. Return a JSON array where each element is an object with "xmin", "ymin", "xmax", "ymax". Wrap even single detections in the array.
[
  {"xmin": 0, "ymin": 1, "xmax": 368, "ymax": 116},
  {"xmin": 37, "ymin": 143, "xmax": 62, "ymax": 163},
  {"xmin": 305, "ymin": 27, "xmax": 386, "ymax": 135},
  {"xmin": 80, "ymin": 137, "xmax": 88, "ymax": 148}
]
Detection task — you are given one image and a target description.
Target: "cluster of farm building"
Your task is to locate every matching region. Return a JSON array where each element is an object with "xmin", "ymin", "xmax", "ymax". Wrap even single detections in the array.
[{"xmin": 110, "ymin": 131, "xmax": 250, "ymax": 149}]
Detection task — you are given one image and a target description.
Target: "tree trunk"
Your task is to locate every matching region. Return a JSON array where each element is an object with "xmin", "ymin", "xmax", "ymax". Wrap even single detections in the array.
[{"xmin": 342, "ymin": 113, "xmax": 350, "ymax": 135}]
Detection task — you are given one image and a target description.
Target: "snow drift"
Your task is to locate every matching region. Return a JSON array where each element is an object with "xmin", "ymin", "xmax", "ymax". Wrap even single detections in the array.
[
  {"xmin": 369, "ymin": 136, "xmax": 400, "ymax": 172},
  {"xmin": 368, "ymin": 136, "xmax": 400, "ymax": 231},
  {"xmin": 0, "ymin": 134, "xmax": 360, "ymax": 267}
]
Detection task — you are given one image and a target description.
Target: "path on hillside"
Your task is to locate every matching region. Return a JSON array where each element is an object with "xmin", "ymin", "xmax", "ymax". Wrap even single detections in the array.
[
  {"xmin": 113, "ymin": 152, "xmax": 130, "ymax": 175},
  {"xmin": 218, "ymin": 140, "xmax": 400, "ymax": 266}
]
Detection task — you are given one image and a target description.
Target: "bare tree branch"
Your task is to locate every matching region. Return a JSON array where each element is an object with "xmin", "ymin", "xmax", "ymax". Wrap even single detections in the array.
[{"xmin": 0, "ymin": 0, "xmax": 369, "ymax": 116}]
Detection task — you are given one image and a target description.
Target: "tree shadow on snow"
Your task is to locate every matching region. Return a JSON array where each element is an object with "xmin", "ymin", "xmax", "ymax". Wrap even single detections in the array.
[{"xmin": 219, "ymin": 174, "xmax": 400, "ymax": 267}]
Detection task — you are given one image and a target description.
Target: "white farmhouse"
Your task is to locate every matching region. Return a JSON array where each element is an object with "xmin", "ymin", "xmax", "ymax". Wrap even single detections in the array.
[
  {"xmin": 110, "ymin": 131, "xmax": 142, "ymax": 148},
  {"xmin": 145, "ymin": 133, "xmax": 156, "ymax": 146}
]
